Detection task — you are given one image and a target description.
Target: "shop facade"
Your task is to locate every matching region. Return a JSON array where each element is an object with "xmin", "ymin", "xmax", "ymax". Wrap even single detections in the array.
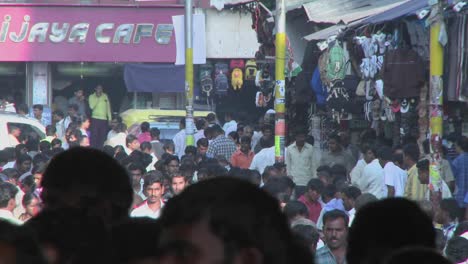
[{"xmin": 0, "ymin": 3, "xmax": 185, "ymax": 120}]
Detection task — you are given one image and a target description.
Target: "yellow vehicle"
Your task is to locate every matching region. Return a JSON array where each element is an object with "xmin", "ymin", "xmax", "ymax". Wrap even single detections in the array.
[{"xmin": 120, "ymin": 109, "xmax": 213, "ymax": 140}]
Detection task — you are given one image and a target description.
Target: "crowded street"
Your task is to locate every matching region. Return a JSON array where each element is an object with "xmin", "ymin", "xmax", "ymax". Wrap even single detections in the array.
[{"xmin": 0, "ymin": 0, "xmax": 468, "ymax": 263}]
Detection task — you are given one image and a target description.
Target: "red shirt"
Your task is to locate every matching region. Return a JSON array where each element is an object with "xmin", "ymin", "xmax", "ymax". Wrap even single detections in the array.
[
  {"xmin": 230, "ymin": 150, "xmax": 255, "ymax": 169},
  {"xmin": 298, "ymin": 195, "xmax": 322, "ymax": 224}
]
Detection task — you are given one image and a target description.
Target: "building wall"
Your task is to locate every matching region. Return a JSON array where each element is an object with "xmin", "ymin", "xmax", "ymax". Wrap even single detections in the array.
[{"xmin": 204, "ymin": 8, "xmax": 259, "ymax": 59}]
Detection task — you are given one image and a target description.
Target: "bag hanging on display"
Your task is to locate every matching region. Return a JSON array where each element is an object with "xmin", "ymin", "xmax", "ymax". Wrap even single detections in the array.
[
  {"xmin": 355, "ymin": 80, "xmax": 366, "ymax": 96},
  {"xmin": 230, "ymin": 59, "xmax": 245, "ymax": 70},
  {"xmin": 231, "ymin": 68, "xmax": 243, "ymax": 90},
  {"xmin": 199, "ymin": 64, "xmax": 214, "ymax": 97},
  {"xmin": 214, "ymin": 63, "xmax": 229, "ymax": 95},
  {"xmin": 326, "ymin": 80, "xmax": 351, "ymax": 120},
  {"xmin": 343, "ymin": 74, "xmax": 360, "ymax": 97},
  {"xmin": 326, "ymin": 41, "xmax": 347, "ymax": 83},
  {"xmin": 245, "ymin": 60, "xmax": 258, "ymax": 81}
]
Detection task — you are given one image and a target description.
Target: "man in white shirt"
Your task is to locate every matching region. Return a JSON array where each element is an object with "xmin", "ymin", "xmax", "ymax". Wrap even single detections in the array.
[
  {"xmin": 7, "ymin": 126, "xmax": 21, "ymax": 148},
  {"xmin": 141, "ymin": 142, "xmax": 158, "ymax": 172},
  {"xmin": 286, "ymin": 129, "xmax": 316, "ymax": 189},
  {"xmin": 0, "ymin": 182, "xmax": 22, "ymax": 225},
  {"xmin": 250, "ymin": 139, "xmax": 275, "ymax": 174},
  {"xmin": 131, "ymin": 172, "xmax": 165, "ymax": 219},
  {"xmin": 350, "ymin": 159, "xmax": 367, "ymax": 190},
  {"xmin": 416, "ymin": 159, "xmax": 453, "ymax": 200},
  {"xmin": 378, "ymin": 146, "xmax": 408, "ymax": 197},
  {"xmin": 53, "ymin": 110, "xmax": 66, "ymax": 141},
  {"xmin": 173, "ymin": 118, "xmax": 187, "ymax": 159},
  {"xmin": 360, "ymin": 145, "xmax": 385, "ymax": 199},
  {"xmin": 341, "ymin": 186, "xmax": 361, "ymax": 227},
  {"xmin": 194, "ymin": 118, "xmax": 207, "ymax": 144},
  {"xmin": 222, "ymin": 112, "xmax": 237, "ymax": 137}
]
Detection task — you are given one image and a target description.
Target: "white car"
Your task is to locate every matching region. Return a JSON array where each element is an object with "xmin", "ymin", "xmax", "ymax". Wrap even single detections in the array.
[{"xmin": 0, "ymin": 111, "xmax": 46, "ymax": 150}]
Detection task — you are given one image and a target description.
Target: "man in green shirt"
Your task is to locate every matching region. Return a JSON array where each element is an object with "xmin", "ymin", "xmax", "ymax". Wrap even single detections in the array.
[{"xmin": 88, "ymin": 85, "xmax": 112, "ymax": 148}]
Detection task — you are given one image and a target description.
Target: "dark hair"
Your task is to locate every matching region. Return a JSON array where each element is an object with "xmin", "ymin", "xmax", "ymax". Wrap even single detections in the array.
[
  {"xmin": 262, "ymin": 124, "xmax": 274, "ymax": 133},
  {"xmin": 416, "ymin": 159, "xmax": 430, "ymax": 172},
  {"xmin": 328, "ymin": 133, "xmax": 342, "ymax": 145},
  {"xmin": 306, "ymin": 178, "xmax": 324, "ymax": 193},
  {"xmin": 317, "ymin": 165, "xmax": 331, "ymax": 174},
  {"xmin": 377, "ymin": 146, "xmax": 393, "ymax": 161},
  {"xmin": 330, "ymin": 164, "xmax": 346, "ymax": 176},
  {"xmin": 150, "ymin": 127, "xmax": 160, "ymax": 138},
  {"xmin": 322, "ymin": 184, "xmax": 337, "ymax": 199},
  {"xmin": 184, "ymin": 146, "xmax": 197, "ymax": 156},
  {"xmin": 2, "ymin": 169, "xmax": 19, "ymax": 182},
  {"xmin": 440, "ymin": 198, "xmax": 462, "ymax": 221},
  {"xmin": 128, "ymin": 163, "xmax": 144, "ymax": 174},
  {"xmin": 0, "ymin": 182, "xmax": 18, "ymax": 207},
  {"xmin": 143, "ymin": 171, "xmax": 164, "ymax": 190},
  {"xmin": 46, "ymin": 125, "xmax": 57, "ymax": 136},
  {"xmin": 196, "ymin": 138, "xmax": 209, "ymax": 148},
  {"xmin": 140, "ymin": 122, "xmax": 150, "ymax": 133},
  {"xmin": 21, "ymin": 175, "xmax": 36, "ymax": 191},
  {"xmin": 22, "ymin": 192, "xmax": 39, "ymax": 208},
  {"xmin": 392, "ymin": 153, "xmax": 404, "ymax": 165},
  {"xmin": 158, "ymin": 177, "xmax": 313, "ymax": 264},
  {"xmin": 457, "ymin": 137, "xmax": 468, "ymax": 152},
  {"xmin": 33, "ymin": 104, "xmax": 43, "ymax": 111},
  {"xmin": 163, "ymin": 142, "xmax": 175, "ymax": 152},
  {"xmin": 32, "ymin": 164, "xmax": 47, "ymax": 175},
  {"xmin": 206, "ymin": 113, "xmax": 216, "ymax": 122},
  {"xmin": 17, "ymin": 153, "xmax": 32, "ymax": 164},
  {"xmin": 179, "ymin": 117, "xmax": 186, "ymax": 127},
  {"xmin": 39, "ymin": 141, "xmax": 52, "ymax": 153},
  {"xmin": 403, "ymin": 143, "xmax": 420, "ymax": 162},
  {"xmin": 260, "ymin": 137, "xmax": 275, "ymax": 149},
  {"xmin": 68, "ymin": 103, "xmax": 79, "ymax": 111},
  {"xmin": 164, "ymin": 155, "xmax": 179, "ymax": 166},
  {"xmin": 195, "ymin": 119, "xmax": 206, "ymax": 130},
  {"xmin": 354, "ymin": 193, "xmax": 378, "ymax": 211},
  {"xmin": 140, "ymin": 142, "xmax": 152, "ymax": 152},
  {"xmin": 342, "ymin": 186, "xmax": 362, "ymax": 200},
  {"xmin": 283, "ymin": 201, "xmax": 309, "ymax": 220},
  {"xmin": 292, "ymin": 225, "xmax": 320, "ymax": 250},
  {"xmin": 126, "ymin": 135, "xmax": 138, "ymax": 147},
  {"xmin": 16, "ymin": 103, "xmax": 29, "ymax": 114},
  {"xmin": 445, "ymin": 237, "xmax": 468, "ymax": 264},
  {"xmin": 240, "ymin": 135, "xmax": 251, "ymax": 145},
  {"xmin": 41, "ymin": 147, "xmax": 133, "ymax": 224},
  {"xmin": 53, "ymin": 110, "xmax": 64, "ymax": 118},
  {"xmin": 362, "ymin": 144, "xmax": 377, "ymax": 156},
  {"xmin": 347, "ymin": 198, "xmax": 436, "ymax": 264},
  {"xmin": 212, "ymin": 124, "xmax": 224, "ymax": 134},
  {"xmin": 228, "ymin": 131, "xmax": 239, "ymax": 143},
  {"xmin": 323, "ymin": 209, "xmax": 349, "ymax": 227},
  {"xmin": 51, "ymin": 138, "xmax": 62, "ymax": 147}
]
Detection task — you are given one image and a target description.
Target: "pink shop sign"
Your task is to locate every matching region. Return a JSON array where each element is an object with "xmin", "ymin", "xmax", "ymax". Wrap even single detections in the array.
[{"xmin": 0, "ymin": 6, "xmax": 182, "ymax": 62}]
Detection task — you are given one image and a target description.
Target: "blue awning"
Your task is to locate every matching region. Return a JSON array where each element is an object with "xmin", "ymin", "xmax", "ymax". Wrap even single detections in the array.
[{"xmin": 124, "ymin": 64, "xmax": 185, "ymax": 93}]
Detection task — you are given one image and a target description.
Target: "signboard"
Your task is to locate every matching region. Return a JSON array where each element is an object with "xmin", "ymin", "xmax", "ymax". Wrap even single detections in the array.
[{"xmin": 0, "ymin": 6, "xmax": 182, "ymax": 62}]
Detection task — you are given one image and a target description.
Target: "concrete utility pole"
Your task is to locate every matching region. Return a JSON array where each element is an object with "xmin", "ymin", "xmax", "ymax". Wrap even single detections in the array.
[
  {"xmin": 274, "ymin": 0, "xmax": 286, "ymax": 162},
  {"xmin": 185, "ymin": 0, "xmax": 195, "ymax": 146},
  {"xmin": 428, "ymin": 3, "xmax": 444, "ymax": 201}
]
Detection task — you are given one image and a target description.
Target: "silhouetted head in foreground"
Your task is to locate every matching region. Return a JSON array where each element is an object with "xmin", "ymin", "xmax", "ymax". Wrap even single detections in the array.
[
  {"xmin": 40, "ymin": 147, "xmax": 132, "ymax": 224},
  {"xmin": 382, "ymin": 246, "xmax": 451, "ymax": 264},
  {"xmin": 156, "ymin": 177, "xmax": 312, "ymax": 264},
  {"xmin": 347, "ymin": 198, "xmax": 436, "ymax": 264},
  {"xmin": 0, "ymin": 219, "xmax": 46, "ymax": 264}
]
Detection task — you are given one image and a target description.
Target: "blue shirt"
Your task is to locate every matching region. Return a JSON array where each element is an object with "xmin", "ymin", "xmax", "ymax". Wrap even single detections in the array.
[
  {"xmin": 452, "ymin": 152, "xmax": 468, "ymax": 208},
  {"xmin": 315, "ymin": 245, "xmax": 346, "ymax": 264}
]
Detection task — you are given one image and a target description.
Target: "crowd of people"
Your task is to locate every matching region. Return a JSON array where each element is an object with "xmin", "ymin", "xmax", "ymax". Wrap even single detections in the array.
[{"xmin": 1, "ymin": 94, "xmax": 468, "ymax": 263}]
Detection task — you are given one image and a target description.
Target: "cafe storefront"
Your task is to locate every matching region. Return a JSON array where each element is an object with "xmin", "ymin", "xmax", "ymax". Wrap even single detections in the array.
[{"xmin": 0, "ymin": 3, "xmax": 185, "ymax": 116}]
